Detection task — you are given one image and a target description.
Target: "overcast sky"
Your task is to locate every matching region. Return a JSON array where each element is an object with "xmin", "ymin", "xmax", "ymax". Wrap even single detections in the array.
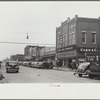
[{"xmin": 0, "ymin": 1, "xmax": 100, "ymax": 60}]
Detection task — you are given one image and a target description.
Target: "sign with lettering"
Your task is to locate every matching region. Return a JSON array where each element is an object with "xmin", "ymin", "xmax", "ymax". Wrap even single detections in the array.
[
  {"xmin": 57, "ymin": 45, "xmax": 76, "ymax": 52},
  {"xmin": 57, "ymin": 50, "xmax": 76, "ymax": 58},
  {"xmin": 78, "ymin": 58, "xmax": 85, "ymax": 62},
  {"xmin": 86, "ymin": 56, "xmax": 97, "ymax": 61},
  {"xmin": 77, "ymin": 47, "xmax": 100, "ymax": 53}
]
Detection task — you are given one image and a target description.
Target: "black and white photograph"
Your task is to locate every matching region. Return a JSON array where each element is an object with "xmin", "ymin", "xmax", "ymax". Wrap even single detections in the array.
[{"xmin": 0, "ymin": 1, "xmax": 100, "ymax": 99}]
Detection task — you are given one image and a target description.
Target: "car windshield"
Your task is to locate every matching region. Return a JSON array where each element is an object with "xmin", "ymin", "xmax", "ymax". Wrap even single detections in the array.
[
  {"xmin": 78, "ymin": 62, "xmax": 90, "ymax": 69},
  {"xmin": 8, "ymin": 61, "xmax": 18, "ymax": 65}
]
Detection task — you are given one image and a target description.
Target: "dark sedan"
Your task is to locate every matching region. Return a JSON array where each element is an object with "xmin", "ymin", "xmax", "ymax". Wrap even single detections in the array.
[{"xmin": 6, "ymin": 61, "xmax": 19, "ymax": 73}]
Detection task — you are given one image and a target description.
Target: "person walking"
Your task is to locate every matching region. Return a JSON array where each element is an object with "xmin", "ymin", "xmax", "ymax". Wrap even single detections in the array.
[{"xmin": 56, "ymin": 60, "xmax": 59, "ymax": 69}]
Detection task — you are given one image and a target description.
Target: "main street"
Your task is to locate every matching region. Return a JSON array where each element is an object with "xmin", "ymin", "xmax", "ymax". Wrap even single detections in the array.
[{"xmin": 0, "ymin": 65, "xmax": 100, "ymax": 83}]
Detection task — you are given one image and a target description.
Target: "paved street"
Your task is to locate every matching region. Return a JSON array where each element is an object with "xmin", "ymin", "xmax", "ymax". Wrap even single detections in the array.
[{"xmin": 0, "ymin": 65, "xmax": 100, "ymax": 83}]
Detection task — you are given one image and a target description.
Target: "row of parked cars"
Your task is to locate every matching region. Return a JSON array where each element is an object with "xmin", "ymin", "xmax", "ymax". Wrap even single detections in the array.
[{"xmin": 21, "ymin": 61, "xmax": 53, "ymax": 69}]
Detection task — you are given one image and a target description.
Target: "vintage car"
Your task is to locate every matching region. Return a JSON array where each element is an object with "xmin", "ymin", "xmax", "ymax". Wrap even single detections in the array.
[
  {"xmin": 87, "ymin": 64, "xmax": 100, "ymax": 79},
  {"xmin": 74, "ymin": 62, "xmax": 90, "ymax": 77},
  {"xmin": 34, "ymin": 62, "xmax": 44, "ymax": 68},
  {"xmin": 22, "ymin": 61, "xmax": 29, "ymax": 66},
  {"xmin": 6, "ymin": 61, "xmax": 19, "ymax": 73},
  {"xmin": 31, "ymin": 61, "xmax": 39, "ymax": 68},
  {"xmin": 39, "ymin": 62, "xmax": 53, "ymax": 69}
]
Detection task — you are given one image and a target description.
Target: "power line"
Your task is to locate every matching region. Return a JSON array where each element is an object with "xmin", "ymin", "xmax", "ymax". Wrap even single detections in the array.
[{"xmin": 0, "ymin": 41, "xmax": 55, "ymax": 45}]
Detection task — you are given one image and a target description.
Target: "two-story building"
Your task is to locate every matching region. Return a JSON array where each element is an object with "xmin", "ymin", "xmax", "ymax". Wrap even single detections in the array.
[
  {"xmin": 56, "ymin": 15, "xmax": 100, "ymax": 67},
  {"xmin": 39, "ymin": 46, "xmax": 56, "ymax": 65}
]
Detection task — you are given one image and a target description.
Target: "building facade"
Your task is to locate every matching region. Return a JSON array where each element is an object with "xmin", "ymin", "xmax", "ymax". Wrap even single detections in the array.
[
  {"xmin": 40, "ymin": 46, "xmax": 56, "ymax": 65},
  {"xmin": 10, "ymin": 54, "xmax": 25, "ymax": 61},
  {"xmin": 56, "ymin": 15, "xmax": 100, "ymax": 67},
  {"xmin": 24, "ymin": 45, "xmax": 44, "ymax": 60}
]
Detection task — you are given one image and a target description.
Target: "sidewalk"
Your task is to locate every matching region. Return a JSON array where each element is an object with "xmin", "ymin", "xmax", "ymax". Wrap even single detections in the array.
[{"xmin": 53, "ymin": 66, "xmax": 76, "ymax": 72}]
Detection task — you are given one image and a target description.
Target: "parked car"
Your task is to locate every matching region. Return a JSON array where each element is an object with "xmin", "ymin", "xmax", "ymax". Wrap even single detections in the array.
[
  {"xmin": 39, "ymin": 62, "xmax": 53, "ymax": 69},
  {"xmin": 34, "ymin": 62, "xmax": 44, "ymax": 68},
  {"xmin": 87, "ymin": 64, "xmax": 100, "ymax": 79},
  {"xmin": 6, "ymin": 61, "xmax": 19, "ymax": 73},
  {"xmin": 31, "ymin": 61, "xmax": 39, "ymax": 68},
  {"xmin": 22, "ymin": 61, "xmax": 29, "ymax": 66},
  {"xmin": 74, "ymin": 62, "xmax": 90, "ymax": 77},
  {"xmin": 18, "ymin": 61, "xmax": 23, "ymax": 66}
]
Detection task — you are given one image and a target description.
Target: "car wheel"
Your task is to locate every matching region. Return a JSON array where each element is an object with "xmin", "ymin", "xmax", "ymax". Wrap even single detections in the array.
[
  {"xmin": 17, "ymin": 70, "xmax": 19, "ymax": 73},
  {"xmin": 89, "ymin": 74, "xmax": 93, "ymax": 79},
  {"xmin": 78, "ymin": 74, "xmax": 82, "ymax": 77},
  {"xmin": 6, "ymin": 70, "xmax": 8, "ymax": 73}
]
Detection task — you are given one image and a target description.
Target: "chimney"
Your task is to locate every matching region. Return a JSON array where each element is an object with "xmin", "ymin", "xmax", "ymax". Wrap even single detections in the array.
[
  {"xmin": 75, "ymin": 15, "xmax": 78, "ymax": 18},
  {"xmin": 67, "ymin": 17, "xmax": 70, "ymax": 21}
]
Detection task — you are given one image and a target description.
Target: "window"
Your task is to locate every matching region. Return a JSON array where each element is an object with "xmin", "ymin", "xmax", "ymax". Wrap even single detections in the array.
[
  {"xmin": 82, "ymin": 31, "xmax": 86, "ymax": 43},
  {"xmin": 59, "ymin": 38, "xmax": 62, "ymax": 44},
  {"xmin": 92, "ymin": 32, "xmax": 96, "ymax": 44},
  {"xmin": 65, "ymin": 35, "xmax": 68, "ymax": 46},
  {"xmin": 69, "ymin": 34, "xmax": 72, "ymax": 45},
  {"xmin": 72, "ymin": 33, "xmax": 75, "ymax": 44},
  {"xmin": 57, "ymin": 39, "xmax": 59, "ymax": 44},
  {"xmin": 73, "ymin": 23, "xmax": 75, "ymax": 27},
  {"xmin": 69, "ymin": 32, "xmax": 75, "ymax": 45}
]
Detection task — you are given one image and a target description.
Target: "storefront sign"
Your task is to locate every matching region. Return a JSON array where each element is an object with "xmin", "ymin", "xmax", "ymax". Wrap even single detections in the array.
[
  {"xmin": 57, "ymin": 50, "xmax": 76, "ymax": 58},
  {"xmin": 86, "ymin": 56, "xmax": 97, "ymax": 61},
  {"xmin": 77, "ymin": 47, "xmax": 100, "ymax": 53},
  {"xmin": 78, "ymin": 58, "xmax": 85, "ymax": 62},
  {"xmin": 57, "ymin": 45, "xmax": 76, "ymax": 52}
]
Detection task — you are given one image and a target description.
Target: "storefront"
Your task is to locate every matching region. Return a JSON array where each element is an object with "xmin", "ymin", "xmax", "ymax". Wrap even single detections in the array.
[
  {"xmin": 77, "ymin": 47, "xmax": 100, "ymax": 63},
  {"xmin": 43, "ymin": 54, "xmax": 55, "ymax": 66},
  {"xmin": 57, "ymin": 45, "xmax": 77, "ymax": 67},
  {"xmin": 57, "ymin": 46, "xmax": 100, "ymax": 67},
  {"xmin": 57, "ymin": 50, "xmax": 77, "ymax": 67}
]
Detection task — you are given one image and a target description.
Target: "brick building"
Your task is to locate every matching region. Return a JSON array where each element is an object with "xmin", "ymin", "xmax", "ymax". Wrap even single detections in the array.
[
  {"xmin": 40, "ymin": 46, "xmax": 56, "ymax": 62},
  {"xmin": 10, "ymin": 54, "xmax": 25, "ymax": 61},
  {"xmin": 56, "ymin": 15, "xmax": 100, "ymax": 67},
  {"xmin": 24, "ymin": 45, "xmax": 44, "ymax": 60}
]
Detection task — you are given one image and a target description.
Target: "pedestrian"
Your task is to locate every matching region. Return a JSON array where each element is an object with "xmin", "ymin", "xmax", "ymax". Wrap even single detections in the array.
[
  {"xmin": 71, "ymin": 62, "xmax": 74, "ymax": 70},
  {"xmin": 56, "ymin": 60, "xmax": 59, "ymax": 69}
]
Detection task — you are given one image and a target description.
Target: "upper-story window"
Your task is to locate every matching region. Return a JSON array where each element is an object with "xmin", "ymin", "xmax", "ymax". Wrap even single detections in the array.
[
  {"xmin": 69, "ymin": 23, "xmax": 75, "ymax": 29},
  {"xmin": 82, "ymin": 31, "xmax": 86, "ymax": 43},
  {"xmin": 91, "ymin": 32, "xmax": 96, "ymax": 44},
  {"xmin": 69, "ymin": 32, "xmax": 75, "ymax": 45},
  {"xmin": 72, "ymin": 33, "xmax": 75, "ymax": 44},
  {"xmin": 59, "ymin": 38, "xmax": 62, "ymax": 44}
]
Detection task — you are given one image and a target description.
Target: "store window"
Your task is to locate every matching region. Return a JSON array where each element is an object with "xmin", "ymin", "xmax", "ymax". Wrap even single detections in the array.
[
  {"xmin": 82, "ymin": 31, "xmax": 86, "ymax": 43},
  {"xmin": 92, "ymin": 32, "xmax": 96, "ymax": 44}
]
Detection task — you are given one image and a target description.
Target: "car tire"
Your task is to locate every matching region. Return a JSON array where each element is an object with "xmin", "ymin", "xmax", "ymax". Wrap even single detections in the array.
[
  {"xmin": 89, "ymin": 74, "xmax": 93, "ymax": 79},
  {"xmin": 78, "ymin": 74, "xmax": 82, "ymax": 77},
  {"xmin": 6, "ymin": 70, "xmax": 8, "ymax": 73}
]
